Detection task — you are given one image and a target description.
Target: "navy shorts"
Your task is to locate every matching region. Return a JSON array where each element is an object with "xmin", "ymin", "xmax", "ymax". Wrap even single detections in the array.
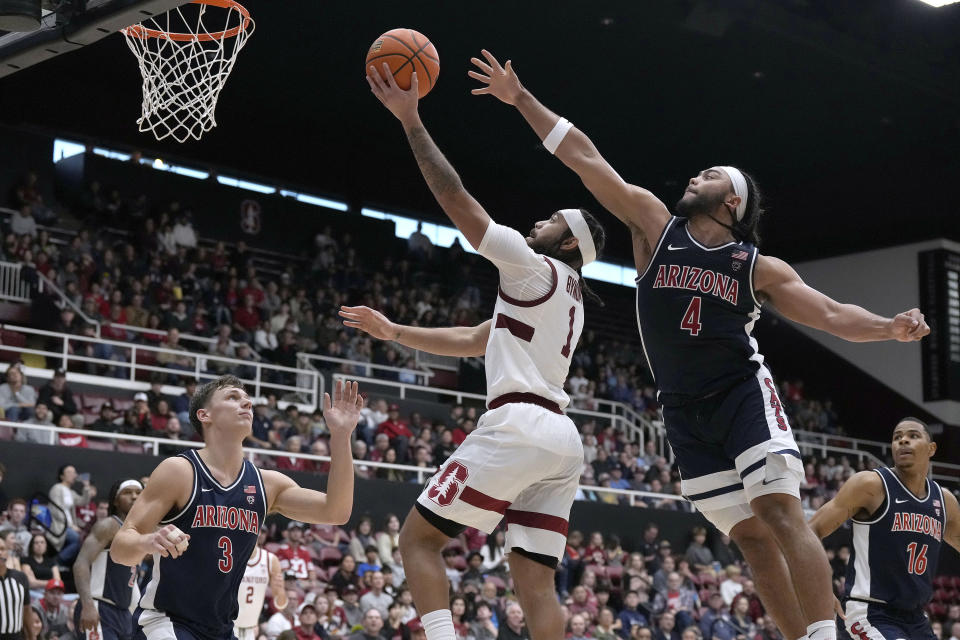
[
  {"xmin": 75, "ymin": 600, "xmax": 134, "ymax": 640},
  {"xmin": 660, "ymin": 364, "xmax": 804, "ymax": 535},
  {"xmin": 839, "ymin": 600, "xmax": 936, "ymax": 640},
  {"xmin": 134, "ymin": 609, "xmax": 237, "ymax": 640}
]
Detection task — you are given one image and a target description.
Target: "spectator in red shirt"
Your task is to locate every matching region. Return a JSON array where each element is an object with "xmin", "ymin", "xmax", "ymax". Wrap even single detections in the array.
[
  {"xmin": 57, "ymin": 413, "xmax": 88, "ymax": 448},
  {"xmin": 450, "ymin": 417, "xmax": 475, "ymax": 445},
  {"xmin": 294, "ymin": 603, "xmax": 323, "ymax": 640},
  {"xmin": 377, "ymin": 404, "xmax": 413, "ymax": 460},
  {"xmin": 276, "ymin": 522, "xmax": 317, "ymax": 583},
  {"xmin": 149, "ymin": 399, "xmax": 172, "ymax": 432},
  {"xmin": 276, "ymin": 436, "xmax": 311, "ymax": 472},
  {"xmin": 233, "ymin": 294, "xmax": 261, "ymax": 341}
]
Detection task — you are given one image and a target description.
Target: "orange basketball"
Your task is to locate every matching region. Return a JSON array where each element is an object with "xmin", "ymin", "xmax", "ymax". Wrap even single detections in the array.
[{"xmin": 365, "ymin": 28, "xmax": 440, "ymax": 99}]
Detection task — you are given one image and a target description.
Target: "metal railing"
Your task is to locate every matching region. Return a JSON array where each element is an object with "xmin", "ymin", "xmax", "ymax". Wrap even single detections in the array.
[
  {"xmin": 330, "ymin": 373, "xmax": 665, "ymax": 456},
  {"xmin": 0, "ymin": 260, "xmax": 32, "ymax": 303},
  {"xmin": 1, "ymin": 421, "xmax": 687, "ymax": 505},
  {"xmin": 1, "ymin": 324, "xmax": 320, "ymax": 406},
  {"xmin": 297, "ymin": 352, "xmax": 433, "ymax": 384},
  {"xmin": 35, "ymin": 272, "xmax": 101, "ymax": 335},
  {"xmin": 794, "ymin": 429, "xmax": 960, "ymax": 483}
]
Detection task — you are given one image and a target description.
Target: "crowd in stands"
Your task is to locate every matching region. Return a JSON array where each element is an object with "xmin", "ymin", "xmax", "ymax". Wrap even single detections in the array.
[{"xmin": 2, "ymin": 466, "xmax": 960, "ymax": 640}]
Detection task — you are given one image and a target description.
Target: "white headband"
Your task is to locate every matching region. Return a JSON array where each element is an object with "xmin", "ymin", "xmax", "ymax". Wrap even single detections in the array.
[
  {"xmin": 118, "ymin": 480, "xmax": 143, "ymax": 492},
  {"xmin": 558, "ymin": 209, "xmax": 596, "ymax": 266},
  {"xmin": 717, "ymin": 166, "xmax": 748, "ymax": 222}
]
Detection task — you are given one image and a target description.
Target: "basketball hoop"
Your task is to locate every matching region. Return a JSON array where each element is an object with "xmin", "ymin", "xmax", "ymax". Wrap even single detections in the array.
[{"xmin": 121, "ymin": 0, "xmax": 254, "ymax": 143}]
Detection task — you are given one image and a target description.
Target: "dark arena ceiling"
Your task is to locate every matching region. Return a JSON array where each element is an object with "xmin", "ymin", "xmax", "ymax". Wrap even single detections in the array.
[{"xmin": 2, "ymin": 0, "xmax": 959, "ymax": 266}]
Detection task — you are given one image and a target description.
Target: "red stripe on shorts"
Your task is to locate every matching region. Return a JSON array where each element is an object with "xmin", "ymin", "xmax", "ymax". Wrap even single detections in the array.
[
  {"xmin": 460, "ymin": 486, "xmax": 511, "ymax": 514},
  {"xmin": 505, "ymin": 509, "xmax": 569, "ymax": 536}
]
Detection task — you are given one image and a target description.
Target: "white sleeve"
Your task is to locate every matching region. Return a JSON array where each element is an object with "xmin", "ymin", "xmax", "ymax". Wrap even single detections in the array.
[{"xmin": 477, "ymin": 222, "xmax": 555, "ymax": 301}]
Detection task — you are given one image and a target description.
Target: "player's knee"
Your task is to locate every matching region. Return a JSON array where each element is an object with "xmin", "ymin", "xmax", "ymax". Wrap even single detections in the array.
[
  {"xmin": 398, "ymin": 509, "xmax": 447, "ymax": 554},
  {"xmin": 729, "ymin": 517, "xmax": 773, "ymax": 554}
]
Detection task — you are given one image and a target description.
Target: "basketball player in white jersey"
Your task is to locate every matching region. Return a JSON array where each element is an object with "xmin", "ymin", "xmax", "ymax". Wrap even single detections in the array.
[
  {"xmin": 362, "ymin": 64, "xmax": 607, "ymax": 640},
  {"xmin": 234, "ymin": 544, "xmax": 287, "ymax": 640},
  {"xmin": 73, "ymin": 479, "xmax": 143, "ymax": 640}
]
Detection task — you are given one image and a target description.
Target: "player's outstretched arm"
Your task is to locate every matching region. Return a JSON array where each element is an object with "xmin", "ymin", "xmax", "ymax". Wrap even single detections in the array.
[
  {"xmin": 943, "ymin": 490, "xmax": 960, "ymax": 553},
  {"xmin": 754, "ymin": 255, "xmax": 930, "ymax": 342},
  {"xmin": 262, "ymin": 380, "xmax": 363, "ymax": 525},
  {"xmin": 367, "ymin": 64, "xmax": 491, "ymax": 250},
  {"xmin": 340, "ymin": 305, "xmax": 491, "ymax": 357},
  {"xmin": 73, "ymin": 517, "xmax": 121, "ymax": 631},
  {"xmin": 808, "ymin": 471, "xmax": 885, "ymax": 539},
  {"xmin": 111, "ymin": 457, "xmax": 193, "ymax": 566},
  {"xmin": 469, "ymin": 50, "xmax": 670, "ymax": 241}
]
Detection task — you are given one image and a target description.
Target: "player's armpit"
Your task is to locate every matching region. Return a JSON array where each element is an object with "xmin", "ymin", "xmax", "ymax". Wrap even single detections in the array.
[
  {"xmin": 942, "ymin": 490, "xmax": 960, "ymax": 553},
  {"xmin": 111, "ymin": 457, "xmax": 192, "ymax": 565},
  {"xmin": 809, "ymin": 471, "xmax": 884, "ymax": 538}
]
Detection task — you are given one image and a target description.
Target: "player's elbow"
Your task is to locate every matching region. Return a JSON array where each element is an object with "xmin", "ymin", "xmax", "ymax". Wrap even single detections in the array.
[
  {"xmin": 109, "ymin": 536, "xmax": 141, "ymax": 566},
  {"xmin": 327, "ymin": 507, "xmax": 352, "ymax": 526}
]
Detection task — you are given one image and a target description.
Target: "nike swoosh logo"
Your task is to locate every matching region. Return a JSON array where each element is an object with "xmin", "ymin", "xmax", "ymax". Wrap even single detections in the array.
[
  {"xmin": 201, "ymin": 488, "xmax": 214, "ymax": 492},
  {"xmin": 667, "ymin": 244, "xmax": 687, "ymax": 251},
  {"xmin": 761, "ymin": 477, "xmax": 785, "ymax": 485},
  {"xmin": 895, "ymin": 498, "xmax": 908, "ymax": 504}
]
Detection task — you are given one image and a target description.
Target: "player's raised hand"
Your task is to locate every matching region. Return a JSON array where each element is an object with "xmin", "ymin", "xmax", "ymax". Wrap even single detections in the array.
[
  {"xmin": 468, "ymin": 49, "xmax": 523, "ymax": 105},
  {"xmin": 339, "ymin": 305, "xmax": 399, "ymax": 341},
  {"xmin": 323, "ymin": 379, "xmax": 364, "ymax": 438},
  {"xmin": 889, "ymin": 308, "xmax": 930, "ymax": 342},
  {"xmin": 367, "ymin": 63, "xmax": 420, "ymax": 124}
]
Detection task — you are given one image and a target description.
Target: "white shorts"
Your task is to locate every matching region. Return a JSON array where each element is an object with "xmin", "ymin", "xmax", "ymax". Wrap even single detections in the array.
[
  {"xmin": 416, "ymin": 401, "xmax": 583, "ymax": 563},
  {"xmin": 234, "ymin": 627, "xmax": 258, "ymax": 640}
]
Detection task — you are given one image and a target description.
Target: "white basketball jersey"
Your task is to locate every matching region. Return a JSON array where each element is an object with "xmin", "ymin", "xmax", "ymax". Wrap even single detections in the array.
[
  {"xmin": 235, "ymin": 547, "xmax": 272, "ymax": 628},
  {"xmin": 485, "ymin": 255, "xmax": 583, "ymax": 409}
]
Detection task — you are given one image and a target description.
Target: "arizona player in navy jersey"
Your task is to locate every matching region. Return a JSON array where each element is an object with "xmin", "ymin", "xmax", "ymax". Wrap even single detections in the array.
[
  {"xmin": 110, "ymin": 376, "xmax": 363, "ymax": 640},
  {"xmin": 811, "ymin": 418, "xmax": 960, "ymax": 639},
  {"xmin": 74, "ymin": 479, "xmax": 143, "ymax": 640},
  {"xmin": 469, "ymin": 50, "xmax": 931, "ymax": 640}
]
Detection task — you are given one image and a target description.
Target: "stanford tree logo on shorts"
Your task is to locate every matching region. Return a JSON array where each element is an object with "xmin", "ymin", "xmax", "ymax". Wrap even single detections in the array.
[{"xmin": 428, "ymin": 461, "xmax": 469, "ymax": 507}]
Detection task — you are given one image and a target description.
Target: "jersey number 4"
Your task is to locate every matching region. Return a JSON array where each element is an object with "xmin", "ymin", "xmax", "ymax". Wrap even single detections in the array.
[
  {"xmin": 907, "ymin": 542, "xmax": 928, "ymax": 575},
  {"xmin": 680, "ymin": 297, "xmax": 702, "ymax": 336}
]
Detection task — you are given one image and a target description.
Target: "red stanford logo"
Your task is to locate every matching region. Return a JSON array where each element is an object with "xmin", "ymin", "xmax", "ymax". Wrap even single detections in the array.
[{"xmin": 427, "ymin": 461, "xmax": 469, "ymax": 507}]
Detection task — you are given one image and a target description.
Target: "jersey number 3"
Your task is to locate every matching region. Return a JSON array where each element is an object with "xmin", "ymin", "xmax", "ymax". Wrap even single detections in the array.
[
  {"xmin": 218, "ymin": 536, "xmax": 233, "ymax": 573},
  {"xmin": 681, "ymin": 297, "xmax": 702, "ymax": 336}
]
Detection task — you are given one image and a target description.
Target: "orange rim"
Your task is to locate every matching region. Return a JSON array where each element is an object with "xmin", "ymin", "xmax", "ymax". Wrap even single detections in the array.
[{"xmin": 122, "ymin": 0, "xmax": 252, "ymax": 41}]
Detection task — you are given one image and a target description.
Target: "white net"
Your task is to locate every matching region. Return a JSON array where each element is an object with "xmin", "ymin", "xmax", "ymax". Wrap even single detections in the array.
[{"xmin": 121, "ymin": 0, "xmax": 254, "ymax": 143}]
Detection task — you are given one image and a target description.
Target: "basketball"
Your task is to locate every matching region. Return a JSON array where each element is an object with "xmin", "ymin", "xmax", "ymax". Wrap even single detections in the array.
[{"xmin": 365, "ymin": 28, "xmax": 440, "ymax": 98}]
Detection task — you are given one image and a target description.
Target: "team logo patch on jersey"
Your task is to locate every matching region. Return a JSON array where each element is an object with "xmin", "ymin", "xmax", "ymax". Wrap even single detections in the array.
[
  {"xmin": 427, "ymin": 461, "xmax": 469, "ymax": 507},
  {"xmin": 247, "ymin": 496, "xmax": 256, "ymax": 504}
]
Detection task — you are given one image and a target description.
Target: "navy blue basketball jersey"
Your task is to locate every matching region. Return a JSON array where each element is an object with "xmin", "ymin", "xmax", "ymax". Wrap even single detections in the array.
[
  {"xmin": 93, "ymin": 515, "xmax": 138, "ymax": 608},
  {"xmin": 635, "ymin": 217, "xmax": 763, "ymax": 403},
  {"xmin": 845, "ymin": 467, "xmax": 945, "ymax": 611},
  {"xmin": 140, "ymin": 450, "xmax": 266, "ymax": 639}
]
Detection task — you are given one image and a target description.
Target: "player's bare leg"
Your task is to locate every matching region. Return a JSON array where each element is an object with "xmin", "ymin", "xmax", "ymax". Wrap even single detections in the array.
[
  {"xmin": 730, "ymin": 516, "xmax": 808, "ymax": 640},
  {"xmin": 399, "ymin": 507, "xmax": 456, "ymax": 640},
  {"xmin": 508, "ymin": 551, "xmax": 565, "ymax": 640},
  {"xmin": 751, "ymin": 493, "xmax": 836, "ymax": 640}
]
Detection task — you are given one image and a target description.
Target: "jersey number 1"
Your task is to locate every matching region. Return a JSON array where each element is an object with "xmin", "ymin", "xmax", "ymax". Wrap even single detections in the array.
[
  {"xmin": 681, "ymin": 297, "xmax": 702, "ymax": 336},
  {"xmin": 560, "ymin": 306, "xmax": 576, "ymax": 357},
  {"xmin": 907, "ymin": 542, "xmax": 928, "ymax": 575}
]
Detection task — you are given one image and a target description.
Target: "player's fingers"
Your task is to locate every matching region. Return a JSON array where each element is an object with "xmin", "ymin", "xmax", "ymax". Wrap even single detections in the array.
[
  {"xmin": 334, "ymin": 379, "xmax": 343, "ymax": 403},
  {"xmin": 505, "ymin": 60, "xmax": 514, "ymax": 75},
  {"xmin": 323, "ymin": 392, "xmax": 331, "ymax": 413},
  {"xmin": 410, "ymin": 72, "xmax": 419, "ymax": 94},
  {"xmin": 480, "ymin": 49, "xmax": 503, "ymax": 72},
  {"xmin": 471, "ymin": 88, "xmax": 491, "ymax": 95},
  {"xmin": 366, "ymin": 66, "xmax": 384, "ymax": 90},
  {"xmin": 382, "ymin": 63, "xmax": 399, "ymax": 90},
  {"xmin": 470, "ymin": 57, "xmax": 493, "ymax": 75},
  {"xmin": 467, "ymin": 70, "xmax": 491, "ymax": 83}
]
